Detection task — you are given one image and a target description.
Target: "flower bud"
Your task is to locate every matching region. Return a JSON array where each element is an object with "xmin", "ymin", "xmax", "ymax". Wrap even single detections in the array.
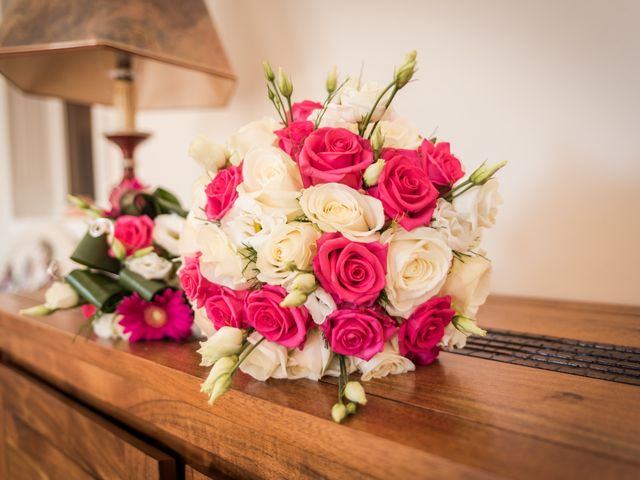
[
  {"xmin": 131, "ymin": 246, "xmax": 155, "ymax": 258},
  {"xmin": 453, "ymin": 315, "xmax": 487, "ymax": 337},
  {"xmin": 469, "ymin": 160, "xmax": 507, "ymax": 186},
  {"xmin": 326, "ymin": 65, "xmax": 337, "ymax": 94},
  {"xmin": 363, "ymin": 159, "xmax": 386, "ymax": 187},
  {"xmin": 277, "ymin": 67, "xmax": 293, "ymax": 97},
  {"xmin": 344, "ymin": 381, "xmax": 367, "ymax": 405},
  {"xmin": 370, "ymin": 126, "xmax": 384, "ymax": 152},
  {"xmin": 267, "ymin": 85, "xmax": 275, "ymax": 102},
  {"xmin": 263, "ymin": 61, "xmax": 275, "ymax": 81},
  {"xmin": 110, "ymin": 237, "xmax": 126, "ymax": 261},
  {"xmin": 201, "ymin": 355, "xmax": 237, "ymax": 402},
  {"xmin": 395, "ymin": 60, "xmax": 416, "ymax": 89},
  {"xmin": 44, "ymin": 281, "xmax": 80, "ymax": 310},
  {"xmin": 405, "ymin": 50, "xmax": 417, "ymax": 63},
  {"xmin": 67, "ymin": 194, "xmax": 90, "ymax": 209},
  {"xmin": 198, "ymin": 327, "xmax": 244, "ymax": 366},
  {"xmin": 291, "ymin": 273, "xmax": 316, "ymax": 294},
  {"xmin": 20, "ymin": 305, "xmax": 53, "ymax": 316},
  {"xmin": 346, "ymin": 402, "xmax": 357, "ymax": 415},
  {"xmin": 279, "ymin": 290, "xmax": 308, "ymax": 308},
  {"xmin": 331, "ymin": 403, "xmax": 348, "ymax": 423},
  {"xmin": 209, "ymin": 373, "xmax": 233, "ymax": 404}
]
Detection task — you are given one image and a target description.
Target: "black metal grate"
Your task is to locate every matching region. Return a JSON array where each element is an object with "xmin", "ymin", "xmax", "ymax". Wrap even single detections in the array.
[{"xmin": 450, "ymin": 329, "xmax": 640, "ymax": 386}]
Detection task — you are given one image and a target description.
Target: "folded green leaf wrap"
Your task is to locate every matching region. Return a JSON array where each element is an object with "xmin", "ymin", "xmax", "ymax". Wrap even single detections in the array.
[
  {"xmin": 66, "ymin": 269, "xmax": 125, "ymax": 313},
  {"xmin": 119, "ymin": 188, "xmax": 186, "ymax": 218},
  {"xmin": 70, "ymin": 233, "xmax": 121, "ymax": 273},
  {"xmin": 118, "ymin": 268, "xmax": 167, "ymax": 301}
]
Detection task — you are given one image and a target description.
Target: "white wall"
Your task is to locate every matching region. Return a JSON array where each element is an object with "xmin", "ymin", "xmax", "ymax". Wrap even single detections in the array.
[{"xmin": 70, "ymin": 0, "xmax": 640, "ymax": 306}]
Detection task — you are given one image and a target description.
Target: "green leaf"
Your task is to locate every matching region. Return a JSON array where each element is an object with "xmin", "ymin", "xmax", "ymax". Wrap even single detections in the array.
[
  {"xmin": 118, "ymin": 268, "xmax": 167, "ymax": 301},
  {"xmin": 66, "ymin": 269, "xmax": 125, "ymax": 313},
  {"xmin": 70, "ymin": 233, "xmax": 121, "ymax": 273}
]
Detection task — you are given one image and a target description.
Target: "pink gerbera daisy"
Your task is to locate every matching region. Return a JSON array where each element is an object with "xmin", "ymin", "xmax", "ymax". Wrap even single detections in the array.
[{"xmin": 116, "ymin": 290, "xmax": 193, "ymax": 342}]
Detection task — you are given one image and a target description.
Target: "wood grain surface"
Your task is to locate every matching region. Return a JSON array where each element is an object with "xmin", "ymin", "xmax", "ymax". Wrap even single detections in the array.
[{"xmin": 0, "ymin": 291, "xmax": 638, "ymax": 479}]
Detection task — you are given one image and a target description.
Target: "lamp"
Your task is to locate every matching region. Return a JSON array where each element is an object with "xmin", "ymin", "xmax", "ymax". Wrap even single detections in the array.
[{"xmin": 0, "ymin": 0, "xmax": 236, "ymax": 205}]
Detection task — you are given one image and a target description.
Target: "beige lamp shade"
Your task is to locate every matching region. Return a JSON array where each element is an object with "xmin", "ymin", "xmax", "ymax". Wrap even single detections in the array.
[{"xmin": 0, "ymin": 0, "xmax": 236, "ymax": 108}]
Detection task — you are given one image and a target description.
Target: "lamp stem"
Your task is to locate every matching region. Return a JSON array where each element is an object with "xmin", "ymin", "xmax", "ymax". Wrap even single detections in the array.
[{"xmin": 113, "ymin": 53, "xmax": 136, "ymax": 132}]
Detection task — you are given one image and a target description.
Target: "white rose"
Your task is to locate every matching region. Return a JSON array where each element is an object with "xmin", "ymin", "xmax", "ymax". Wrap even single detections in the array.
[
  {"xmin": 153, "ymin": 214, "xmax": 185, "ymax": 256},
  {"xmin": 44, "ymin": 281, "xmax": 79, "ymax": 310},
  {"xmin": 299, "ymin": 183, "xmax": 384, "ymax": 242},
  {"xmin": 453, "ymin": 178, "xmax": 503, "ymax": 230},
  {"xmin": 93, "ymin": 314, "xmax": 129, "ymax": 340},
  {"xmin": 237, "ymin": 146, "xmax": 303, "ymax": 218},
  {"xmin": 354, "ymin": 336, "xmax": 415, "ymax": 381},
  {"xmin": 228, "ymin": 117, "xmax": 278, "ymax": 164},
  {"xmin": 337, "ymin": 80, "xmax": 391, "ymax": 123},
  {"xmin": 198, "ymin": 326, "xmax": 244, "ymax": 366},
  {"xmin": 178, "ymin": 211, "xmax": 203, "ymax": 257},
  {"xmin": 304, "ymin": 287, "xmax": 337, "ymax": 325},
  {"xmin": 286, "ymin": 328, "xmax": 334, "ymax": 381},
  {"xmin": 239, "ymin": 333, "xmax": 289, "ymax": 381},
  {"xmin": 432, "ymin": 198, "xmax": 481, "ymax": 252},
  {"xmin": 378, "ymin": 118, "xmax": 422, "ymax": 149},
  {"xmin": 188, "ymin": 134, "xmax": 227, "ymax": 172},
  {"xmin": 193, "ymin": 307, "xmax": 216, "ymax": 338},
  {"xmin": 191, "ymin": 173, "xmax": 211, "ymax": 213},
  {"xmin": 324, "ymin": 355, "xmax": 358, "ymax": 378},
  {"xmin": 221, "ymin": 195, "xmax": 287, "ymax": 249},
  {"xmin": 439, "ymin": 323, "xmax": 470, "ymax": 351},
  {"xmin": 440, "ymin": 255, "xmax": 491, "ymax": 318},
  {"xmin": 256, "ymin": 222, "xmax": 320, "ymax": 286},
  {"xmin": 197, "ymin": 223, "xmax": 250, "ymax": 289},
  {"xmin": 381, "ymin": 226, "xmax": 453, "ymax": 318},
  {"xmin": 125, "ymin": 252, "xmax": 173, "ymax": 280}
]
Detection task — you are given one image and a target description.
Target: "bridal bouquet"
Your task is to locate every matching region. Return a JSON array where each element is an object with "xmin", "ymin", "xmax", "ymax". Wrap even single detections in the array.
[
  {"xmin": 21, "ymin": 181, "xmax": 194, "ymax": 342},
  {"xmin": 181, "ymin": 52, "xmax": 505, "ymax": 422}
]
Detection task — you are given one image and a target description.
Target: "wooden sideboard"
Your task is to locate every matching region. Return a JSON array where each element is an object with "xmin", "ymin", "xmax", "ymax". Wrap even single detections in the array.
[{"xmin": 0, "ymin": 291, "xmax": 639, "ymax": 479}]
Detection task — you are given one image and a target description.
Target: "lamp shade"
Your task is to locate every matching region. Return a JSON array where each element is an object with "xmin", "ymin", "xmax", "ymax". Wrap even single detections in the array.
[{"xmin": 0, "ymin": 0, "xmax": 236, "ymax": 108}]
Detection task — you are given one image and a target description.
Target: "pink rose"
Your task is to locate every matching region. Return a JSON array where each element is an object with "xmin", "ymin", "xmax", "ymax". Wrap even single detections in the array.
[
  {"xmin": 275, "ymin": 120, "xmax": 314, "ymax": 160},
  {"xmin": 178, "ymin": 254, "xmax": 212, "ymax": 308},
  {"xmin": 321, "ymin": 307, "xmax": 396, "ymax": 360},
  {"xmin": 298, "ymin": 127, "xmax": 374, "ymax": 188},
  {"xmin": 204, "ymin": 285, "xmax": 247, "ymax": 330},
  {"xmin": 313, "ymin": 232, "xmax": 387, "ymax": 306},
  {"xmin": 245, "ymin": 285, "xmax": 311, "ymax": 349},
  {"xmin": 419, "ymin": 139, "xmax": 464, "ymax": 190},
  {"xmin": 369, "ymin": 151, "xmax": 439, "ymax": 231},
  {"xmin": 398, "ymin": 295, "xmax": 454, "ymax": 365},
  {"xmin": 288, "ymin": 100, "xmax": 322, "ymax": 122},
  {"xmin": 204, "ymin": 165, "xmax": 242, "ymax": 221},
  {"xmin": 113, "ymin": 215, "xmax": 154, "ymax": 256}
]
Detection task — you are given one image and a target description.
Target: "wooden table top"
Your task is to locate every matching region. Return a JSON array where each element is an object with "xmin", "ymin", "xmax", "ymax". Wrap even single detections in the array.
[{"xmin": 0, "ymin": 291, "xmax": 639, "ymax": 479}]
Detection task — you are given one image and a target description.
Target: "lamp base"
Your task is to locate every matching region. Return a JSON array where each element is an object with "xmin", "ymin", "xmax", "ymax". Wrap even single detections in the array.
[{"xmin": 105, "ymin": 131, "xmax": 151, "ymax": 211}]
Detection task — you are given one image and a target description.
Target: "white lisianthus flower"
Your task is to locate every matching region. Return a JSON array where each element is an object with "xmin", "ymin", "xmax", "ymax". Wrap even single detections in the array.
[
  {"xmin": 377, "ymin": 118, "xmax": 422, "ymax": 149},
  {"xmin": 256, "ymin": 222, "xmax": 320, "ymax": 286},
  {"xmin": 337, "ymin": 80, "xmax": 391, "ymax": 123},
  {"xmin": 453, "ymin": 178, "xmax": 503, "ymax": 230},
  {"xmin": 198, "ymin": 326, "xmax": 244, "ymax": 366},
  {"xmin": 125, "ymin": 252, "xmax": 172, "ymax": 280},
  {"xmin": 191, "ymin": 173, "xmax": 212, "ymax": 213},
  {"xmin": 228, "ymin": 117, "xmax": 278, "ymax": 165},
  {"xmin": 188, "ymin": 135, "xmax": 227, "ymax": 172},
  {"xmin": 432, "ymin": 198, "xmax": 481, "ymax": 252},
  {"xmin": 93, "ymin": 314, "xmax": 129, "ymax": 340},
  {"xmin": 196, "ymin": 223, "xmax": 250, "ymax": 289},
  {"xmin": 381, "ymin": 226, "xmax": 453, "ymax": 318},
  {"xmin": 45, "ymin": 281, "xmax": 79, "ymax": 310},
  {"xmin": 178, "ymin": 211, "xmax": 204, "ymax": 257},
  {"xmin": 286, "ymin": 328, "xmax": 334, "ymax": 381},
  {"xmin": 440, "ymin": 255, "xmax": 492, "ymax": 318},
  {"xmin": 354, "ymin": 336, "xmax": 416, "ymax": 381},
  {"xmin": 220, "ymin": 195, "xmax": 287, "ymax": 249},
  {"xmin": 237, "ymin": 146, "xmax": 303, "ymax": 218},
  {"xmin": 239, "ymin": 333, "xmax": 289, "ymax": 381},
  {"xmin": 311, "ymin": 104, "xmax": 359, "ymax": 132},
  {"xmin": 193, "ymin": 307, "xmax": 216, "ymax": 338},
  {"xmin": 304, "ymin": 287, "xmax": 337, "ymax": 325},
  {"xmin": 299, "ymin": 183, "xmax": 385, "ymax": 242},
  {"xmin": 153, "ymin": 214, "xmax": 185, "ymax": 256}
]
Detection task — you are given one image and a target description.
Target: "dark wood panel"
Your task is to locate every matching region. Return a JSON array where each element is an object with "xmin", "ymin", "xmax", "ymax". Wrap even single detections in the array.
[{"xmin": 0, "ymin": 364, "xmax": 176, "ymax": 479}]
